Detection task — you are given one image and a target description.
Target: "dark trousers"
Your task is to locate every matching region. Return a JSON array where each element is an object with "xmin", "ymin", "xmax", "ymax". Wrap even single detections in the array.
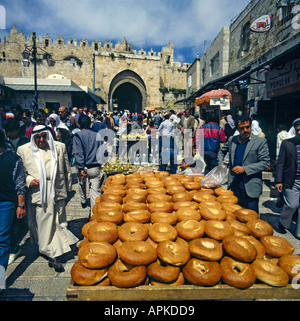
[
  {"xmin": 231, "ymin": 177, "xmax": 259, "ymax": 214},
  {"xmin": 204, "ymin": 151, "xmax": 219, "ymax": 175},
  {"xmin": 159, "ymin": 136, "xmax": 177, "ymax": 174}
]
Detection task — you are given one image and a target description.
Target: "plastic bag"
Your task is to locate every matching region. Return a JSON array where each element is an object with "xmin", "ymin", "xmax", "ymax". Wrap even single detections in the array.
[{"xmin": 201, "ymin": 165, "xmax": 227, "ymax": 189}]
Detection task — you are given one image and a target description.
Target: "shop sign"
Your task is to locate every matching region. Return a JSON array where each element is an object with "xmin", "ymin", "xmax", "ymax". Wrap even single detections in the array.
[
  {"xmin": 250, "ymin": 15, "xmax": 272, "ymax": 33},
  {"xmin": 265, "ymin": 58, "xmax": 300, "ymax": 98},
  {"xmin": 210, "ymin": 97, "xmax": 230, "ymax": 110}
]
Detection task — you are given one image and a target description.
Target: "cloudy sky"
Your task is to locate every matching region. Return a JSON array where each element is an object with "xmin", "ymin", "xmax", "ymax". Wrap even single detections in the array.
[{"xmin": 0, "ymin": 0, "xmax": 250, "ymax": 63}]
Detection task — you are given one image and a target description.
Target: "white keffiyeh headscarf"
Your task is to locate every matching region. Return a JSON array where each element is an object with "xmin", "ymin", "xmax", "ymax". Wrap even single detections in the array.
[{"xmin": 30, "ymin": 125, "xmax": 58, "ymax": 209}]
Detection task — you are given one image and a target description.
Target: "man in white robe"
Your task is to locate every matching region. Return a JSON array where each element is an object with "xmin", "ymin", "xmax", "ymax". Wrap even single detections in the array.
[{"xmin": 17, "ymin": 125, "xmax": 78, "ymax": 272}]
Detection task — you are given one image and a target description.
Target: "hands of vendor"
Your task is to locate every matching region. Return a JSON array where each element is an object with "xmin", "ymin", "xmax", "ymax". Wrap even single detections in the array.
[
  {"xmin": 232, "ymin": 166, "xmax": 245, "ymax": 175},
  {"xmin": 30, "ymin": 179, "xmax": 40, "ymax": 188},
  {"xmin": 80, "ymin": 170, "xmax": 87, "ymax": 180},
  {"xmin": 275, "ymin": 183, "xmax": 282, "ymax": 193}
]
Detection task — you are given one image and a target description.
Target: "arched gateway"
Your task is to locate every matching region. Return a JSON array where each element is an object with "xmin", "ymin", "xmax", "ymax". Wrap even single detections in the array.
[{"xmin": 108, "ymin": 70, "xmax": 147, "ymax": 113}]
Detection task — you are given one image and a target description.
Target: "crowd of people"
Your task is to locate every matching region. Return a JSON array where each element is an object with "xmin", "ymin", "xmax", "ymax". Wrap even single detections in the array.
[{"xmin": 0, "ymin": 102, "xmax": 299, "ymax": 275}]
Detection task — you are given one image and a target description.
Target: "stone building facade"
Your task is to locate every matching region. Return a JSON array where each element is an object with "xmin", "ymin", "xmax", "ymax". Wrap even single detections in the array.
[
  {"xmin": 185, "ymin": 0, "xmax": 300, "ymax": 158},
  {"xmin": 0, "ymin": 26, "xmax": 189, "ymax": 112}
]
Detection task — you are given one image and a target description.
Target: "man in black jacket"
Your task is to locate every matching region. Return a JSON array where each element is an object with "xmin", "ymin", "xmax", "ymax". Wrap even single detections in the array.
[{"xmin": 275, "ymin": 118, "xmax": 300, "ymax": 238}]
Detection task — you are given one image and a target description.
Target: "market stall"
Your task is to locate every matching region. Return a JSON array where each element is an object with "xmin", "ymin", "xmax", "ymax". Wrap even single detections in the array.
[{"xmin": 67, "ymin": 171, "xmax": 300, "ymax": 301}]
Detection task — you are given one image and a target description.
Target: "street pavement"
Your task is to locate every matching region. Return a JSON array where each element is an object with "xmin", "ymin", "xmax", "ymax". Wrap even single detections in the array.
[{"xmin": 0, "ymin": 168, "xmax": 300, "ymax": 301}]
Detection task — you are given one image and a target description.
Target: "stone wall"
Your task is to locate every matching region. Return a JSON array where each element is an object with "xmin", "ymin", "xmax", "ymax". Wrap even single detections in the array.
[{"xmin": 0, "ymin": 26, "xmax": 190, "ymax": 111}]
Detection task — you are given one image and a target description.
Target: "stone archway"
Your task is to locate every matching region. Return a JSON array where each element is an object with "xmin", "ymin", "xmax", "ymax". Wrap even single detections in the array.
[{"xmin": 109, "ymin": 70, "xmax": 147, "ymax": 113}]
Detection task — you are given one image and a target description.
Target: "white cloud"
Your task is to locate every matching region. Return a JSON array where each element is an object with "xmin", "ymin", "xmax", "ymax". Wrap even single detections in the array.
[{"xmin": 3, "ymin": 0, "xmax": 251, "ymax": 62}]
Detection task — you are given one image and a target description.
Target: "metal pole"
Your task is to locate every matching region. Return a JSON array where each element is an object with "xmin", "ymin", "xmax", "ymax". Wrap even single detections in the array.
[
  {"xmin": 93, "ymin": 53, "xmax": 95, "ymax": 93},
  {"xmin": 32, "ymin": 32, "xmax": 38, "ymax": 111}
]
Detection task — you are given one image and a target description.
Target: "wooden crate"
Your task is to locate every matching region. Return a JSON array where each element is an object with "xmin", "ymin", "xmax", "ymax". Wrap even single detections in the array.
[{"xmin": 66, "ymin": 281, "xmax": 300, "ymax": 301}]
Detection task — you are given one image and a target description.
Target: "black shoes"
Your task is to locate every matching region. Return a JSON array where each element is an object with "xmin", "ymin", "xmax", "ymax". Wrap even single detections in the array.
[
  {"xmin": 275, "ymin": 222, "xmax": 287, "ymax": 234},
  {"xmin": 48, "ymin": 257, "xmax": 65, "ymax": 273}
]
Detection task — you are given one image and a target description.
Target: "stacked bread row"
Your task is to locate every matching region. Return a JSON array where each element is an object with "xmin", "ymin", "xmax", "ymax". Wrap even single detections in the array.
[{"xmin": 71, "ymin": 171, "xmax": 300, "ymax": 289}]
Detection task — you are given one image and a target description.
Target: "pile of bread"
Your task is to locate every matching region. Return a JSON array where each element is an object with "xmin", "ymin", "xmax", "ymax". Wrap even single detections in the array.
[{"xmin": 71, "ymin": 171, "xmax": 300, "ymax": 289}]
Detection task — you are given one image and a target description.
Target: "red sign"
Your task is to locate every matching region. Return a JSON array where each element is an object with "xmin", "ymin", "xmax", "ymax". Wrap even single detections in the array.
[{"xmin": 250, "ymin": 15, "xmax": 272, "ymax": 33}]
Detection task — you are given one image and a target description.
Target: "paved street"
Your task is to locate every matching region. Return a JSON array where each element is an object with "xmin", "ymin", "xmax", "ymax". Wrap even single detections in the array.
[{"xmin": 0, "ymin": 168, "xmax": 300, "ymax": 301}]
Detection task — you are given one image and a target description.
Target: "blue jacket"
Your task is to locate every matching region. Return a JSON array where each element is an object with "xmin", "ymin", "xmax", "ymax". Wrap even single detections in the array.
[{"xmin": 72, "ymin": 129, "xmax": 104, "ymax": 169}]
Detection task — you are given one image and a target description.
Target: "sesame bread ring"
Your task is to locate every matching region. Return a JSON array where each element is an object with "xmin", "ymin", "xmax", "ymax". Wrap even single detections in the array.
[
  {"xmin": 87, "ymin": 222, "xmax": 118, "ymax": 243},
  {"xmin": 123, "ymin": 193, "xmax": 147, "ymax": 203},
  {"xmin": 149, "ymin": 223, "xmax": 177, "ymax": 243},
  {"xmin": 173, "ymin": 201, "xmax": 198, "ymax": 211},
  {"xmin": 176, "ymin": 220, "xmax": 205, "ymax": 240},
  {"xmin": 78, "ymin": 241, "xmax": 117, "ymax": 269},
  {"xmin": 150, "ymin": 272, "xmax": 185, "ymax": 286},
  {"xmin": 214, "ymin": 187, "xmax": 234, "ymax": 196},
  {"xmin": 147, "ymin": 193, "xmax": 172, "ymax": 203},
  {"xmin": 227, "ymin": 219, "xmax": 250, "ymax": 236},
  {"xmin": 126, "ymin": 177, "xmax": 144, "ymax": 184},
  {"xmin": 217, "ymin": 195, "xmax": 238, "ymax": 204},
  {"xmin": 260, "ymin": 235, "xmax": 294, "ymax": 257},
  {"xmin": 155, "ymin": 171, "xmax": 170, "ymax": 179},
  {"xmin": 118, "ymin": 240, "xmax": 157, "ymax": 266},
  {"xmin": 71, "ymin": 260, "xmax": 108, "ymax": 286},
  {"xmin": 125, "ymin": 183, "xmax": 145, "ymax": 190},
  {"xmin": 252, "ymin": 258, "xmax": 289, "ymax": 287},
  {"xmin": 166, "ymin": 185, "xmax": 186, "ymax": 195},
  {"xmin": 204, "ymin": 220, "xmax": 234, "ymax": 241},
  {"xmin": 193, "ymin": 175, "xmax": 204, "ymax": 183},
  {"xmin": 223, "ymin": 235, "xmax": 257, "ymax": 263},
  {"xmin": 176, "ymin": 207, "xmax": 201, "ymax": 222},
  {"xmin": 147, "ymin": 260, "xmax": 180, "ymax": 283},
  {"xmin": 234, "ymin": 209, "xmax": 259, "ymax": 223},
  {"xmin": 147, "ymin": 187, "xmax": 167, "ymax": 195},
  {"xmin": 246, "ymin": 219, "xmax": 274, "ymax": 238},
  {"xmin": 125, "ymin": 188, "xmax": 148, "ymax": 197},
  {"xmin": 145, "ymin": 179, "xmax": 164, "ymax": 189},
  {"xmin": 221, "ymin": 203, "xmax": 242, "ymax": 213},
  {"xmin": 193, "ymin": 192, "xmax": 217, "ymax": 203},
  {"xmin": 95, "ymin": 202, "xmax": 123, "ymax": 213},
  {"xmin": 241, "ymin": 235, "xmax": 266, "ymax": 259},
  {"xmin": 108, "ymin": 259, "xmax": 147, "ymax": 288},
  {"xmin": 171, "ymin": 192, "xmax": 193, "ymax": 203},
  {"xmin": 199, "ymin": 207, "xmax": 227, "ymax": 221},
  {"xmin": 123, "ymin": 210, "xmax": 151, "ymax": 223},
  {"xmin": 278, "ymin": 255, "xmax": 300, "ymax": 281},
  {"xmin": 96, "ymin": 210, "xmax": 123, "ymax": 225},
  {"xmin": 151, "ymin": 212, "xmax": 178, "ymax": 225},
  {"xmin": 118, "ymin": 222, "xmax": 149, "ymax": 242},
  {"xmin": 183, "ymin": 181, "xmax": 202, "ymax": 190},
  {"xmin": 122, "ymin": 201, "xmax": 148, "ymax": 213},
  {"xmin": 156, "ymin": 240, "xmax": 190, "ymax": 266},
  {"xmin": 163, "ymin": 179, "xmax": 182, "ymax": 187},
  {"xmin": 199, "ymin": 201, "xmax": 222, "ymax": 211},
  {"xmin": 220, "ymin": 256, "xmax": 256, "ymax": 288},
  {"xmin": 81, "ymin": 221, "xmax": 98, "ymax": 239},
  {"xmin": 199, "ymin": 188, "xmax": 214, "ymax": 194},
  {"xmin": 148, "ymin": 201, "xmax": 173, "ymax": 213},
  {"xmin": 177, "ymin": 175, "xmax": 194, "ymax": 183},
  {"xmin": 140, "ymin": 172, "xmax": 155, "ymax": 180},
  {"xmin": 188, "ymin": 238, "xmax": 223, "ymax": 261},
  {"xmin": 183, "ymin": 258, "xmax": 222, "ymax": 286},
  {"xmin": 98, "ymin": 194, "xmax": 123, "ymax": 204},
  {"xmin": 102, "ymin": 188, "xmax": 126, "ymax": 198}
]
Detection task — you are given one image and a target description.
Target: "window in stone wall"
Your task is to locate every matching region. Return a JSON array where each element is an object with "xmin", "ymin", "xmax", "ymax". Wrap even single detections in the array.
[
  {"xmin": 278, "ymin": 3, "xmax": 294, "ymax": 26},
  {"xmin": 211, "ymin": 53, "xmax": 220, "ymax": 76},
  {"xmin": 241, "ymin": 22, "xmax": 251, "ymax": 54},
  {"xmin": 45, "ymin": 39, "xmax": 49, "ymax": 47}
]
